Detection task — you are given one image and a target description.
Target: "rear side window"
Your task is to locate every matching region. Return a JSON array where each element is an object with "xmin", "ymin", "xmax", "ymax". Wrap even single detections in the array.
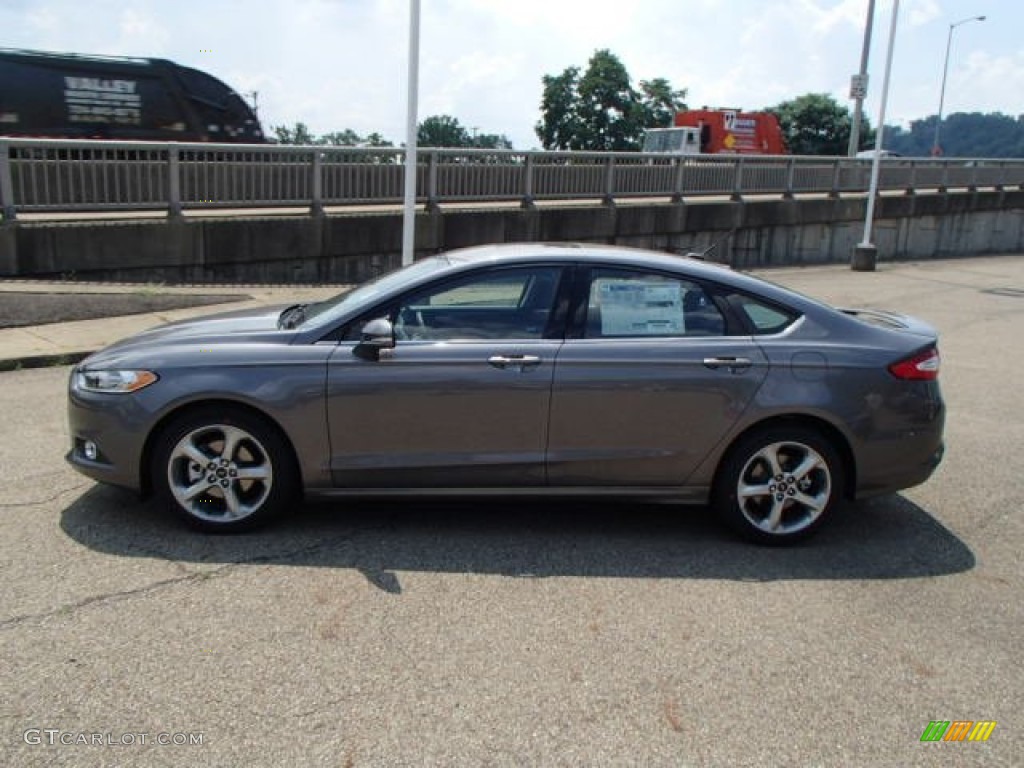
[
  {"xmin": 732, "ymin": 294, "xmax": 799, "ymax": 335},
  {"xmin": 583, "ymin": 269, "xmax": 725, "ymax": 338}
]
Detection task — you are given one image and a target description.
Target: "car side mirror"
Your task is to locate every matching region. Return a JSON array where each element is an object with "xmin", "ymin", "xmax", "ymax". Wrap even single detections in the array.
[{"xmin": 352, "ymin": 317, "xmax": 395, "ymax": 361}]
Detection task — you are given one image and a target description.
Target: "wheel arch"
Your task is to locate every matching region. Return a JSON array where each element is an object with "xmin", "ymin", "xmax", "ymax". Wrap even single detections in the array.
[
  {"xmin": 139, "ymin": 398, "xmax": 303, "ymax": 498},
  {"xmin": 713, "ymin": 413, "xmax": 857, "ymax": 500}
]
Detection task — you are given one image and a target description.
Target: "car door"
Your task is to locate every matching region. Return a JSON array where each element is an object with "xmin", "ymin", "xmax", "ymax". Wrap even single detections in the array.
[
  {"xmin": 547, "ymin": 266, "xmax": 769, "ymax": 487},
  {"xmin": 326, "ymin": 264, "xmax": 567, "ymax": 488}
]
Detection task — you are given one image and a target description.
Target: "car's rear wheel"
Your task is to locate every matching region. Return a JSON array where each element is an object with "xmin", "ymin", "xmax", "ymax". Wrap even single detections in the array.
[
  {"xmin": 151, "ymin": 407, "xmax": 296, "ymax": 532},
  {"xmin": 713, "ymin": 425, "xmax": 844, "ymax": 544}
]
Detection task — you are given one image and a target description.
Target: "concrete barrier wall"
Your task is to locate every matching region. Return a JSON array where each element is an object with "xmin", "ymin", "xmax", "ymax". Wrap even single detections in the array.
[{"xmin": 2, "ymin": 189, "xmax": 1022, "ymax": 283}]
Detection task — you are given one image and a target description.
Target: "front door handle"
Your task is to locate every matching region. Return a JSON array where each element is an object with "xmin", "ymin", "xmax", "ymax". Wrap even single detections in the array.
[
  {"xmin": 488, "ymin": 355, "xmax": 542, "ymax": 372},
  {"xmin": 703, "ymin": 356, "xmax": 752, "ymax": 373}
]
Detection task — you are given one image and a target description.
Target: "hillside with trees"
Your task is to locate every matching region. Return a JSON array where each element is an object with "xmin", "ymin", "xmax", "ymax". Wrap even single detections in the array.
[{"xmin": 883, "ymin": 112, "xmax": 1024, "ymax": 158}]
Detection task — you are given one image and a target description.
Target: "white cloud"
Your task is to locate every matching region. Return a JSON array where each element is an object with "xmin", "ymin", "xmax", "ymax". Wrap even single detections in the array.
[
  {"xmin": 26, "ymin": 6, "xmax": 60, "ymax": 33},
  {"xmin": 955, "ymin": 50, "xmax": 1024, "ymax": 116},
  {"xmin": 110, "ymin": 8, "xmax": 170, "ymax": 55},
  {"xmin": 906, "ymin": 0, "xmax": 942, "ymax": 27}
]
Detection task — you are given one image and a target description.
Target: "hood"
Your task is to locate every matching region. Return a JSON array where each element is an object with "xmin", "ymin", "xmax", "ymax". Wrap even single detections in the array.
[{"xmin": 80, "ymin": 304, "xmax": 297, "ymax": 368}]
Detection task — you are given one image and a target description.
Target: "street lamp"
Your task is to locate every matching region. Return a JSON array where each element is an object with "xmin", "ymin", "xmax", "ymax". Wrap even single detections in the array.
[{"xmin": 931, "ymin": 15, "xmax": 985, "ymax": 156}]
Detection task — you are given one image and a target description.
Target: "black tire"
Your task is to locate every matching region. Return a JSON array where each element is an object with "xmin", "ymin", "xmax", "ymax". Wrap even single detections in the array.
[
  {"xmin": 713, "ymin": 425, "xmax": 844, "ymax": 545},
  {"xmin": 151, "ymin": 406, "xmax": 297, "ymax": 533}
]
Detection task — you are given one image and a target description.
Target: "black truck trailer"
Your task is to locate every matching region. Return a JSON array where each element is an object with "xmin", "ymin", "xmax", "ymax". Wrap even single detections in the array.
[{"xmin": 0, "ymin": 48, "xmax": 264, "ymax": 143}]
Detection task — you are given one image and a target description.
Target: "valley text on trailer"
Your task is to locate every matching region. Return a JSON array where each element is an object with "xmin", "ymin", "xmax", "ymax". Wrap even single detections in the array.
[{"xmin": 0, "ymin": 48, "xmax": 264, "ymax": 143}]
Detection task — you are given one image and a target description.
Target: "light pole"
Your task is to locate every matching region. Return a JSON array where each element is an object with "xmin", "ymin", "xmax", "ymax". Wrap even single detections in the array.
[
  {"xmin": 852, "ymin": 0, "xmax": 900, "ymax": 272},
  {"xmin": 401, "ymin": 0, "xmax": 421, "ymax": 267},
  {"xmin": 931, "ymin": 15, "xmax": 985, "ymax": 156}
]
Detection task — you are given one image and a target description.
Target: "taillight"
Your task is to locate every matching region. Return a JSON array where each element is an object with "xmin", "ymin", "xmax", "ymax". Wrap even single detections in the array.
[{"xmin": 889, "ymin": 347, "xmax": 940, "ymax": 380}]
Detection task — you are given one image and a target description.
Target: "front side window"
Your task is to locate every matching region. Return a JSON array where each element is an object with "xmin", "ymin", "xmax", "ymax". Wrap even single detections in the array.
[
  {"xmin": 583, "ymin": 269, "xmax": 725, "ymax": 338},
  {"xmin": 393, "ymin": 266, "xmax": 562, "ymax": 341},
  {"xmin": 419, "ymin": 272, "xmax": 535, "ymax": 308}
]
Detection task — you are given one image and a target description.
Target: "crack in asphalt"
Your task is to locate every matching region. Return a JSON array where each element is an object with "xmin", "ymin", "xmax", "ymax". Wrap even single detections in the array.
[
  {"xmin": 0, "ymin": 529, "xmax": 370, "ymax": 631},
  {"xmin": 0, "ymin": 482, "xmax": 91, "ymax": 508}
]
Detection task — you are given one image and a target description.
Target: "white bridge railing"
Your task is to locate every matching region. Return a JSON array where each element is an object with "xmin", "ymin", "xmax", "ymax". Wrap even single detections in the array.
[{"xmin": 2, "ymin": 138, "xmax": 1023, "ymax": 221}]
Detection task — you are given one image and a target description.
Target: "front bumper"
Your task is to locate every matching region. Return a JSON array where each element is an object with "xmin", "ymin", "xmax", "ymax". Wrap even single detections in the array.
[{"xmin": 66, "ymin": 376, "xmax": 152, "ymax": 492}]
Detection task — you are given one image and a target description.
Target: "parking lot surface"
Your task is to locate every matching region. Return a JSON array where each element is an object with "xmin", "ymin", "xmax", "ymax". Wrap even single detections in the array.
[{"xmin": 2, "ymin": 255, "xmax": 1022, "ymax": 766}]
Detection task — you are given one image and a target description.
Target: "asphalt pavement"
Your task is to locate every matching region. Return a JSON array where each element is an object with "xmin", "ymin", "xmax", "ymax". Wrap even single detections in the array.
[{"xmin": 1, "ymin": 254, "xmax": 1022, "ymax": 767}]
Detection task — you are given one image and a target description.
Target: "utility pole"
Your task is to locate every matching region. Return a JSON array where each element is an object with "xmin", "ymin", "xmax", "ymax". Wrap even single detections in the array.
[
  {"xmin": 848, "ymin": 0, "xmax": 875, "ymax": 156},
  {"xmin": 246, "ymin": 91, "xmax": 260, "ymax": 121},
  {"xmin": 852, "ymin": 0, "xmax": 900, "ymax": 271}
]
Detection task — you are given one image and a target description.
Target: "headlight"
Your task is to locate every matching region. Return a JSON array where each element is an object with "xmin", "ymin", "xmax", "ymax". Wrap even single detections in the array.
[{"xmin": 75, "ymin": 369, "xmax": 158, "ymax": 394}]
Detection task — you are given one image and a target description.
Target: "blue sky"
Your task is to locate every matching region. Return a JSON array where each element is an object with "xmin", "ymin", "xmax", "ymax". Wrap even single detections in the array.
[{"xmin": 3, "ymin": 0, "xmax": 1018, "ymax": 148}]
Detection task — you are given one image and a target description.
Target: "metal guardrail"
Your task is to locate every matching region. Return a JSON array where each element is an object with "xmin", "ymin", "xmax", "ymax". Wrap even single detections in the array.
[{"xmin": 2, "ymin": 138, "xmax": 1023, "ymax": 221}]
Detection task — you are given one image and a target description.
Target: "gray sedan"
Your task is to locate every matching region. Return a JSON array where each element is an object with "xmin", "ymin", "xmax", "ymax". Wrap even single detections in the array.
[{"xmin": 67, "ymin": 243, "xmax": 945, "ymax": 543}]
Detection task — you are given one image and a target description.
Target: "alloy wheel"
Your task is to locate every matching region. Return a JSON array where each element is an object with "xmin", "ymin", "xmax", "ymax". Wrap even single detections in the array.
[
  {"xmin": 735, "ymin": 440, "xmax": 832, "ymax": 536},
  {"xmin": 166, "ymin": 424, "xmax": 274, "ymax": 523}
]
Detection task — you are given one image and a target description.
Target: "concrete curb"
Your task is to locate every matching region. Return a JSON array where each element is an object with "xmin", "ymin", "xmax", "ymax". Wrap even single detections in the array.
[{"xmin": 0, "ymin": 350, "xmax": 93, "ymax": 372}]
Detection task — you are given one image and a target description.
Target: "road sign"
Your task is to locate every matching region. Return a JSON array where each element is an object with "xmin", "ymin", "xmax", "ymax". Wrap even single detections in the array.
[{"xmin": 850, "ymin": 74, "xmax": 869, "ymax": 100}]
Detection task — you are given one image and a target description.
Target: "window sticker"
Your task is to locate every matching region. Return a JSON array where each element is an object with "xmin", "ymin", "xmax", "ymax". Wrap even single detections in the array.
[{"xmin": 595, "ymin": 279, "xmax": 685, "ymax": 336}]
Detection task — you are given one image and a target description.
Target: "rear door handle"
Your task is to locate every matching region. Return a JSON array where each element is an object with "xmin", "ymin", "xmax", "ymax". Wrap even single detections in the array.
[
  {"xmin": 703, "ymin": 356, "xmax": 752, "ymax": 373},
  {"xmin": 488, "ymin": 355, "xmax": 542, "ymax": 372}
]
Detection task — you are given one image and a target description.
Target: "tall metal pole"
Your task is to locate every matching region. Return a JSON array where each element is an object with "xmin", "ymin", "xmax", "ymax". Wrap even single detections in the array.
[
  {"xmin": 401, "ymin": 0, "xmax": 421, "ymax": 267},
  {"xmin": 848, "ymin": 0, "xmax": 876, "ymax": 157},
  {"xmin": 931, "ymin": 15, "xmax": 985, "ymax": 157},
  {"xmin": 852, "ymin": 0, "xmax": 899, "ymax": 271}
]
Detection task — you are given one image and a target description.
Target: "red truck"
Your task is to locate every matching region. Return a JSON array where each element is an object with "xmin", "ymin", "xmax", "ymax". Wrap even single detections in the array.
[{"xmin": 643, "ymin": 109, "xmax": 787, "ymax": 155}]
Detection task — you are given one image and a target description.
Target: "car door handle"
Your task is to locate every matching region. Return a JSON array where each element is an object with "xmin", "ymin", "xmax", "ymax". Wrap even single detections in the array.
[
  {"xmin": 488, "ymin": 355, "xmax": 542, "ymax": 371},
  {"xmin": 703, "ymin": 356, "xmax": 752, "ymax": 372}
]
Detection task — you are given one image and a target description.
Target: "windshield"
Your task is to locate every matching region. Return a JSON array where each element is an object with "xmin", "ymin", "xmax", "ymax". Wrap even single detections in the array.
[{"xmin": 296, "ymin": 256, "xmax": 456, "ymax": 330}]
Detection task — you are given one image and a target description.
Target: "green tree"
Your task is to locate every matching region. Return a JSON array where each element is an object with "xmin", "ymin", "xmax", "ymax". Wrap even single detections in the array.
[
  {"xmin": 575, "ymin": 49, "xmax": 638, "ymax": 150},
  {"xmin": 536, "ymin": 50, "xmax": 687, "ymax": 150},
  {"xmin": 536, "ymin": 66, "xmax": 583, "ymax": 150},
  {"xmin": 636, "ymin": 78, "xmax": 688, "ymax": 130},
  {"xmin": 322, "ymin": 130, "xmax": 395, "ymax": 148},
  {"xmin": 363, "ymin": 132, "xmax": 395, "ymax": 148},
  {"xmin": 272, "ymin": 121, "xmax": 317, "ymax": 144},
  {"xmin": 766, "ymin": 93, "xmax": 871, "ymax": 155},
  {"xmin": 470, "ymin": 131, "xmax": 513, "ymax": 150},
  {"xmin": 319, "ymin": 129, "xmax": 368, "ymax": 145},
  {"xmin": 418, "ymin": 115, "xmax": 471, "ymax": 147},
  {"xmin": 272, "ymin": 125, "xmax": 396, "ymax": 147},
  {"xmin": 416, "ymin": 115, "xmax": 512, "ymax": 149},
  {"xmin": 318, "ymin": 129, "xmax": 366, "ymax": 146}
]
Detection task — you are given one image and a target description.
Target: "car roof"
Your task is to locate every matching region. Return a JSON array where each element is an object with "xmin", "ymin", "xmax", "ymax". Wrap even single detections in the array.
[
  {"xmin": 434, "ymin": 242, "xmax": 833, "ymax": 314},
  {"xmin": 440, "ymin": 242, "xmax": 733, "ymax": 276}
]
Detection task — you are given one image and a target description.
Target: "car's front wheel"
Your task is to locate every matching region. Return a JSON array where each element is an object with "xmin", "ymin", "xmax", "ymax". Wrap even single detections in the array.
[
  {"xmin": 713, "ymin": 425, "xmax": 844, "ymax": 544},
  {"xmin": 151, "ymin": 407, "xmax": 297, "ymax": 532}
]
